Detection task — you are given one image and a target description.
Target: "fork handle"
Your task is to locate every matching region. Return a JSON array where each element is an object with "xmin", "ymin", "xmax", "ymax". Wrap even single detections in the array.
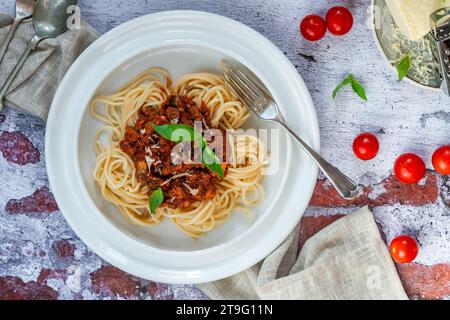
[
  {"xmin": 0, "ymin": 18, "xmax": 22, "ymax": 66},
  {"xmin": 0, "ymin": 34, "xmax": 41, "ymax": 112},
  {"xmin": 279, "ymin": 122, "xmax": 360, "ymax": 200}
]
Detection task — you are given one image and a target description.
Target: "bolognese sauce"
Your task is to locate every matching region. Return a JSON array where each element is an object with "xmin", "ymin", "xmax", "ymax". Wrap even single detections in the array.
[{"xmin": 119, "ymin": 95, "xmax": 225, "ymax": 209}]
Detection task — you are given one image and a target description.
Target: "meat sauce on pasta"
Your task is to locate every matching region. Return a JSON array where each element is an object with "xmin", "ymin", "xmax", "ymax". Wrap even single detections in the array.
[{"xmin": 119, "ymin": 95, "xmax": 224, "ymax": 209}]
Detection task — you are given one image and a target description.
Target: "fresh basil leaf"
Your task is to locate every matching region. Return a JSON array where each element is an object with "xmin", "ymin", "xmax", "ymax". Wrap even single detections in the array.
[
  {"xmin": 149, "ymin": 187, "xmax": 164, "ymax": 214},
  {"xmin": 349, "ymin": 76, "xmax": 368, "ymax": 101},
  {"xmin": 332, "ymin": 74, "xmax": 367, "ymax": 101},
  {"xmin": 153, "ymin": 124, "xmax": 200, "ymax": 143},
  {"xmin": 332, "ymin": 77, "xmax": 351, "ymax": 99},
  {"xmin": 397, "ymin": 55, "xmax": 411, "ymax": 81},
  {"xmin": 153, "ymin": 123, "xmax": 224, "ymax": 178},
  {"xmin": 203, "ymin": 146, "xmax": 224, "ymax": 178}
]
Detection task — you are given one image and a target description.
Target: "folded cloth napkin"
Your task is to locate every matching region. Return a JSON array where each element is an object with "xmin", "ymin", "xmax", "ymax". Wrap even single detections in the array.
[
  {"xmin": 0, "ymin": 15, "xmax": 98, "ymax": 120},
  {"xmin": 198, "ymin": 206, "xmax": 408, "ymax": 300},
  {"xmin": 0, "ymin": 14, "xmax": 408, "ymax": 300}
]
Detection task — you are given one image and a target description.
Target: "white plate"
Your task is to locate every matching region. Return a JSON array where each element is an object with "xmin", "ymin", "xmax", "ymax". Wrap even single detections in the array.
[{"xmin": 46, "ymin": 11, "xmax": 320, "ymax": 284}]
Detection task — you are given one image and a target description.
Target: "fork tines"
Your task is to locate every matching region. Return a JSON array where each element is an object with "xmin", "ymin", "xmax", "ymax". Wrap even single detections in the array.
[{"xmin": 222, "ymin": 60, "xmax": 269, "ymax": 114}]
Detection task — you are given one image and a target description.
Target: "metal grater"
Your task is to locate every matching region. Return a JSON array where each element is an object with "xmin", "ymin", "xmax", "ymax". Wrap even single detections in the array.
[{"xmin": 430, "ymin": 7, "xmax": 450, "ymax": 95}]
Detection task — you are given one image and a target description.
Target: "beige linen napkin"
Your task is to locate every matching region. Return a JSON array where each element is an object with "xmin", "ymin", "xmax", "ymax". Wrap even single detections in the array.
[
  {"xmin": 0, "ymin": 14, "xmax": 407, "ymax": 300},
  {"xmin": 0, "ymin": 15, "xmax": 98, "ymax": 120},
  {"xmin": 199, "ymin": 207, "xmax": 408, "ymax": 300}
]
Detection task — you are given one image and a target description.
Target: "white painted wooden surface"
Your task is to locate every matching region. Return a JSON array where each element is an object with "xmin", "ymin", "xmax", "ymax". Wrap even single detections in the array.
[{"xmin": 0, "ymin": 0, "xmax": 449, "ymax": 299}]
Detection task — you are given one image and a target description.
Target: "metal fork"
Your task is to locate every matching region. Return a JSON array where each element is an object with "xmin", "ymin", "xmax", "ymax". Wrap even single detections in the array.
[
  {"xmin": 222, "ymin": 60, "xmax": 360, "ymax": 200},
  {"xmin": 0, "ymin": 0, "xmax": 35, "ymax": 66}
]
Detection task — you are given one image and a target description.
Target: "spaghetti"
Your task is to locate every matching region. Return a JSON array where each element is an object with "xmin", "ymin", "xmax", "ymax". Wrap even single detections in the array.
[{"xmin": 90, "ymin": 68, "xmax": 267, "ymax": 239}]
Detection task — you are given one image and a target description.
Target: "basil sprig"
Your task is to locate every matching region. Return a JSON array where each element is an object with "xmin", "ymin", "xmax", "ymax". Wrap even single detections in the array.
[
  {"xmin": 202, "ymin": 145, "xmax": 224, "ymax": 178},
  {"xmin": 149, "ymin": 187, "xmax": 164, "ymax": 214},
  {"xmin": 152, "ymin": 124, "xmax": 201, "ymax": 143},
  {"xmin": 332, "ymin": 74, "xmax": 367, "ymax": 101},
  {"xmin": 397, "ymin": 55, "xmax": 411, "ymax": 81},
  {"xmin": 153, "ymin": 124, "xmax": 224, "ymax": 178}
]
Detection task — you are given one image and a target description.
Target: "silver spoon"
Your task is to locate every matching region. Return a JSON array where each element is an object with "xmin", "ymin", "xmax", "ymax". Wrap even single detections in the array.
[
  {"xmin": 0, "ymin": 0, "xmax": 78, "ymax": 111},
  {"xmin": 0, "ymin": 14, "xmax": 14, "ymax": 28},
  {"xmin": 0, "ymin": 0, "xmax": 35, "ymax": 66}
]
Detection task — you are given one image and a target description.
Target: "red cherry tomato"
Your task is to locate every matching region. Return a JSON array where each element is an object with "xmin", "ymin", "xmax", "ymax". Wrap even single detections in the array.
[
  {"xmin": 300, "ymin": 15, "xmax": 327, "ymax": 41},
  {"xmin": 432, "ymin": 145, "xmax": 450, "ymax": 175},
  {"xmin": 352, "ymin": 133, "xmax": 379, "ymax": 161},
  {"xmin": 390, "ymin": 235, "xmax": 419, "ymax": 264},
  {"xmin": 326, "ymin": 6, "xmax": 353, "ymax": 36},
  {"xmin": 394, "ymin": 153, "xmax": 426, "ymax": 184}
]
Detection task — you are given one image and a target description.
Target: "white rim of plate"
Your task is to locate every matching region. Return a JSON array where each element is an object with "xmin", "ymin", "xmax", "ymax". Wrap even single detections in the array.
[{"xmin": 45, "ymin": 10, "xmax": 320, "ymax": 284}]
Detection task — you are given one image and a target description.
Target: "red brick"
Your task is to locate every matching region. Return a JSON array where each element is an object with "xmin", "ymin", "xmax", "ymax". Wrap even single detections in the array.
[
  {"xmin": 90, "ymin": 265, "xmax": 140, "ymax": 298},
  {"xmin": 5, "ymin": 186, "xmax": 58, "ymax": 215},
  {"xmin": 0, "ymin": 276, "xmax": 58, "ymax": 300},
  {"xmin": 298, "ymin": 214, "xmax": 345, "ymax": 250},
  {"xmin": 52, "ymin": 240, "xmax": 76, "ymax": 258},
  {"xmin": 297, "ymin": 216, "xmax": 450, "ymax": 300},
  {"xmin": 309, "ymin": 173, "xmax": 438, "ymax": 208},
  {"xmin": 37, "ymin": 269, "xmax": 68, "ymax": 285},
  {"xmin": 0, "ymin": 131, "xmax": 40, "ymax": 165},
  {"xmin": 309, "ymin": 179, "xmax": 368, "ymax": 207},
  {"xmin": 373, "ymin": 173, "xmax": 439, "ymax": 206},
  {"xmin": 147, "ymin": 282, "xmax": 174, "ymax": 300},
  {"xmin": 397, "ymin": 263, "xmax": 450, "ymax": 299}
]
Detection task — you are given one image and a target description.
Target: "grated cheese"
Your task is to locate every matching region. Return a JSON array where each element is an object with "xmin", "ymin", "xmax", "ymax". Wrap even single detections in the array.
[
  {"xmin": 202, "ymin": 119, "xmax": 210, "ymax": 130},
  {"xmin": 183, "ymin": 182, "xmax": 199, "ymax": 196},
  {"xmin": 144, "ymin": 155, "xmax": 154, "ymax": 170},
  {"xmin": 160, "ymin": 171, "xmax": 193, "ymax": 186},
  {"xmin": 378, "ymin": 1, "xmax": 441, "ymax": 87}
]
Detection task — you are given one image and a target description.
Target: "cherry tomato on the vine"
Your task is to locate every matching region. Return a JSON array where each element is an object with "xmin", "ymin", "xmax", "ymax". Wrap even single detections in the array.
[
  {"xmin": 394, "ymin": 153, "xmax": 426, "ymax": 184},
  {"xmin": 352, "ymin": 133, "xmax": 379, "ymax": 161},
  {"xmin": 300, "ymin": 15, "xmax": 327, "ymax": 41},
  {"xmin": 432, "ymin": 145, "xmax": 450, "ymax": 175},
  {"xmin": 326, "ymin": 6, "xmax": 353, "ymax": 36},
  {"xmin": 390, "ymin": 235, "xmax": 419, "ymax": 264}
]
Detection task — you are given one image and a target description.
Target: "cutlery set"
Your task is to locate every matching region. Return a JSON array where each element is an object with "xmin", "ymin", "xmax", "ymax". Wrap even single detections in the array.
[
  {"xmin": 0, "ymin": 0, "xmax": 34, "ymax": 66},
  {"xmin": 0, "ymin": 0, "xmax": 77, "ymax": 111}
]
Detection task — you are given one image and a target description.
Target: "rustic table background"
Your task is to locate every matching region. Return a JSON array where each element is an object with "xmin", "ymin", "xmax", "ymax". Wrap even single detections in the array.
[{"xmin": 0, "ymin": 0, "xmax": 449, "ymax": 300}]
